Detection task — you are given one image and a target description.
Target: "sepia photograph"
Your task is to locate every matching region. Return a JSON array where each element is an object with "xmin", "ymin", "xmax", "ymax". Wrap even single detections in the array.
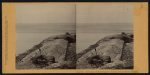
[
  {"xmin": 15, "ymin": 4, "xmax": 134, "ymax": 69},
  {"xmin": 2, "ymin": 2, "xmax": 148, "ymax": 73},
  {"xmin": 76, "ymin": 4, "xmax": 134, "ymax": 69},
  {"xmin": 16, "ymin": 4, "xmax": 76, "ymax": 69},
  {"xmin": 2, "ymin": 2, "xmax": 149, "ymax": 75},
  {"xmin": 76, "ymin": 4, "xmax": 133, "ymax": 69}
]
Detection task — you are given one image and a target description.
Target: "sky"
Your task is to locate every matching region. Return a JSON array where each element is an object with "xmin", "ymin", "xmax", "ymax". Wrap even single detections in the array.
[
  {"xmin": 76, "ymin": 4, "xmax": 133, "ymax": 24},
  {"xmin": 76, "ymin": 4, "xmax": 133, "ymax": 33},
  {"xmin": 16, "ymin": 4, "xmax": 133, "ymax": 33},
  {"xmin": 16, "ymin": 4, "xmax": 76, "ymax": 33},
  {"xmin": 16, "ymin": 4, "xmax": 76, "ymax": 24}
]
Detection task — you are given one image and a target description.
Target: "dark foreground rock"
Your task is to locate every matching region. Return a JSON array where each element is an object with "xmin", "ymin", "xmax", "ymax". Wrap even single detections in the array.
[
  {"xmin": 77, "ymin": 33, "xmax": 133, "ymax": 69},
  {"xmin": 16, "ymin": 33, "xmax": 76, "ymax": 69},
  {"xmin": 16, "ymin": 32, "xmax": 133, "ymax": 69}
]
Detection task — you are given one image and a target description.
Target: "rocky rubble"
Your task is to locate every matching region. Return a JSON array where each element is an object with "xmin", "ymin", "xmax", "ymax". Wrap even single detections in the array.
[
  {"xmin": 16, "ymin": 33, "xmax": 76, "ymax": 69},
  {"xmin": 16, "ymin": 32, "xmax": 133, "ymax": 69},
  {"xmin": 77, "ymin": 32, "xmax": 133, "ymax": 69}
]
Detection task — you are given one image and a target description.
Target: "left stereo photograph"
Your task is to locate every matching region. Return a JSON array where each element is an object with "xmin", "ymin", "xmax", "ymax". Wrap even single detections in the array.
[{"xmin": 15, "ymin": 4, "xmax": 76, "ymax": 69}]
